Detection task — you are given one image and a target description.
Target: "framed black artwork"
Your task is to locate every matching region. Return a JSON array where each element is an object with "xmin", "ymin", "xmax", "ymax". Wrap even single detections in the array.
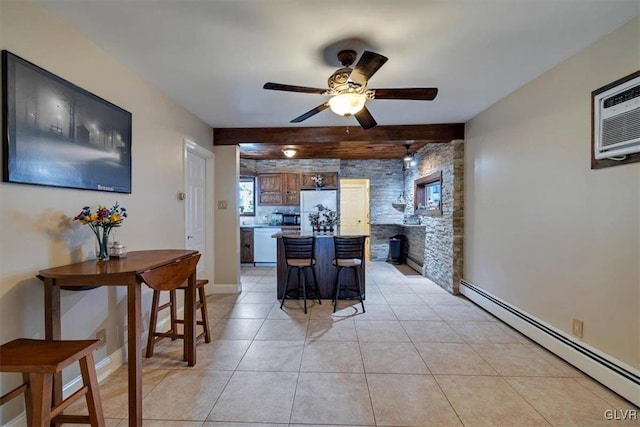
[{"xmin": 2, "ymin": 50, "xmax": 132, "ymax": 193}]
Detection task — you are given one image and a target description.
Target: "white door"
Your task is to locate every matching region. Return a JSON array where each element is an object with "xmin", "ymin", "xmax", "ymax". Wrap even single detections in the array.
[
  {"xmin": 339, "ymin": 179, "xmax": 370, "ymax": 259},
  {"xmin": 185, "ymin": 142, "xmax": 210, "ymax": 276}
]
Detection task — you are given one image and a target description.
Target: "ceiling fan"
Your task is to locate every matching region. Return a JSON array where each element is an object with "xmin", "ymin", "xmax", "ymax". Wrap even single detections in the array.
[{"xmin": 263, "ymin": 49, "xmax": 438, "ymax": 130}]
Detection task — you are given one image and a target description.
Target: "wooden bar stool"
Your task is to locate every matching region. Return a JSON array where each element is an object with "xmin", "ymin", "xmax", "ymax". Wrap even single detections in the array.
[
  {"xmin": 145, "ymin": 274, "xmax": 211, "ymax": 358},
  {"xmin": 0, "ymin": 338, "xmax": 105, "ymax": 427}
]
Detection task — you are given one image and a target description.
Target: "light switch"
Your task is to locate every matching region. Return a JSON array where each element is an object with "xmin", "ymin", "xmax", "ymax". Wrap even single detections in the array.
[{"xmin": 217, "ymin": 200, "xmax": 228, "ymax": 209}]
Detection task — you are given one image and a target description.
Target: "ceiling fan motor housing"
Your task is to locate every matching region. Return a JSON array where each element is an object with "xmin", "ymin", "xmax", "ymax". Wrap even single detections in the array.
[{"xmin": 328, "ymin": 67, "xmax": 358, "ymax": 93}]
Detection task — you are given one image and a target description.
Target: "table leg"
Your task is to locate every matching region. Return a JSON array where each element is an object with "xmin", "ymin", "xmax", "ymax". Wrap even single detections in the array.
[
  {"xmin": 184, "ymin": 270, "xmax": 197, "ymax": 366},
  {"xmin": 127, "ymin": 283, "xmax": 142, "ymax": 427},
  {"xmin": 43, "ymin": 279, "xmax": 63, "ymax": 410}
]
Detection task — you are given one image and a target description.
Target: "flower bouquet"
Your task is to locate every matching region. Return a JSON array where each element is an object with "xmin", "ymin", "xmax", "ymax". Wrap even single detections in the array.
[
  {"xmin": 73, "ymin": 202, "xmax": 127, "ymax": 260},
  {"xmin": 308, "ymin": 204, "xmax": 338, "ymax": 232},
  {"xmin": 311, "ymin": 174, "xmax": 325, "ymax": 189}
]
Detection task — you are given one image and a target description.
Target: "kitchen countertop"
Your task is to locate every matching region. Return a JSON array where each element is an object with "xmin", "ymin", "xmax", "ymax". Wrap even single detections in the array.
[
  {"xmin": 241, "ymin": 224, "xmax": 300, "ymax": 229},
  {"xmin": 370, "ymin": 223, "xmax": 426, "ymax": 227},
  {"xmin": 271, "ymin": 231, "xmax": 368, "ymax": 238}
]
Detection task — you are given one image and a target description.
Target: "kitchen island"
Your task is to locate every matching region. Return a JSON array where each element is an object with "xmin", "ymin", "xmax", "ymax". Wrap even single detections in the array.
[{"xmin": 273, "ymin": 232, "xmax": 367, "ymax": 300}]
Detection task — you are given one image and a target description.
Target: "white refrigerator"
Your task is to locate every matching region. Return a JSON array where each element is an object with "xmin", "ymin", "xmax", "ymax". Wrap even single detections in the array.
[{"xmin": 300, "ymin": 189, "xmax": 338, "ymax": 234}]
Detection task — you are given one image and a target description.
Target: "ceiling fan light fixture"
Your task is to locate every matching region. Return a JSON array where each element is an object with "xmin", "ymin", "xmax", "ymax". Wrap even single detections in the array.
[
  {"xmin": 328, "ymin": 93, "xmax": 366, "ymax": 116},
  {"xmin": 282, "ymin": 147, "xmax": 297, "ymax": 158}
]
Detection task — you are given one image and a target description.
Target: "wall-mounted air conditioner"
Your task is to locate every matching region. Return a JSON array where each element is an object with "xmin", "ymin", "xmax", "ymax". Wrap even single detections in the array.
[{"xmin": 593, "ymin": 73, "xmax": 640, "ymax": 160}]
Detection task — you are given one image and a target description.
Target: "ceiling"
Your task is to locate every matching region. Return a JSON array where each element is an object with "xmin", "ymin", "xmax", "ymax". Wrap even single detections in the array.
[{"xmin": 38, "ymin": 0, "xmax": 639, "ymax": 159}]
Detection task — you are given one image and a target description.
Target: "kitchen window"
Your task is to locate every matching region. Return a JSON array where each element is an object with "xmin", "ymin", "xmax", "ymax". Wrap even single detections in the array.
[
  {"xmin": 239, "ymin": 176, "xmax": 256, "ymax": 216},
  {"xmin": 414, "ymin": 171, "xmax": 442, "ymax": 216}
]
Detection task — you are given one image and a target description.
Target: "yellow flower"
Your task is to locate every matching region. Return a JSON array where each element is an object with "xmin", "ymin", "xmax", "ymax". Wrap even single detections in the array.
[{"xmin": 110, "ymin": 213, "xmax": 121, "ymax": 223}]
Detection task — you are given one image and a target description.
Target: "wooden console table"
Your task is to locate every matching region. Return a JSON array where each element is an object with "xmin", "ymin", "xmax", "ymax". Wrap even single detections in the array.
[{"xmin": 38, "ymin": 249, "xmax": 199, "ymax": 427}]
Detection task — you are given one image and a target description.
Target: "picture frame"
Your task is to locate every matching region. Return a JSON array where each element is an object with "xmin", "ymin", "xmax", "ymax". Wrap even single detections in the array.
[{"xmin": 2, "ymin": 50, "xmax": 132, "ymax": 193}]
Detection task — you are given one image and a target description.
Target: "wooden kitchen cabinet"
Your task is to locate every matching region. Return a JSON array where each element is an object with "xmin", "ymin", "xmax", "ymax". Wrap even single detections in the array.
[
  {"xmin": 257, "ymin": 173, "xmax": 300, "ymax": 205},
  {"xmin": 257, "ymin": 173, "xmax": 283, "ymax": 205},
  {"xmin": 300, "ymin": 172, "xmax": 339, "ymax": 189},
  {"xmin": 282, "ymin": 173, "xmax": 300, "ymax": 205},
  {"xmin": 240, "ymin": 228, "xmax": 254, "ymax": 263}
]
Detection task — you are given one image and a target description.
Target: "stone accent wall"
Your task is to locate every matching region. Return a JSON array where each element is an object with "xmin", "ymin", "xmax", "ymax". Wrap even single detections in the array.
[
  {"xmin": 340, "ymin": 159, "xmax": 406, "ymax": 261},
  {"xmin": 340, "ymin": 159, "xmax": 404, "ymax": 225},
  {"xmin": 451, "ymin": 141, "xmax": 464, "ymax": 292},
  {"xmin": 240, "ymin": 158, "xmax": 257, "ymax": 176},
  {"xmin": 404, "ymin": 140, "xmax": 464, "ymax": 293},
  {"xmin": 404, "ymin": 225, "xmax": 426, "ymax": 265},
  {"xmin": 256, "ymin": 159, "xmax": 340, "ymax": 174},
  {"xmin": 370, "ymin": 225, "xmax": 402, "ymax": 261}
]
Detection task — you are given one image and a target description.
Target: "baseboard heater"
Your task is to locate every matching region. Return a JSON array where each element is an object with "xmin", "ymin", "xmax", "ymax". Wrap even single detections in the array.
[{"xmin": 460, "ymin": 279, "xmax": 640, "ymax": 406}]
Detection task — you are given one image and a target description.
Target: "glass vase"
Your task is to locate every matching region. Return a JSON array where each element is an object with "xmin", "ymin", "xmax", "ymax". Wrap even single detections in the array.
[{"xmin": 95, "ymin": 227, "xmax": 111, "ymax": 261}]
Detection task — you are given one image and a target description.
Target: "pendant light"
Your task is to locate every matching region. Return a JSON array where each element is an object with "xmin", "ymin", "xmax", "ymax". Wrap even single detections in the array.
[{"xmin": 403, "ymin": 144, "xmax": 416, "ymax": 168}]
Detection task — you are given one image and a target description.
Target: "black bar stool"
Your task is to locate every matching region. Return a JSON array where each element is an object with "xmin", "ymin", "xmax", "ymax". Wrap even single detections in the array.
[
  {"xmin": 280, "ymin": 236, "xmax": 321, "ymax": 314},
  {"xmin": 332, "ymin": 236, "xmax": 366, "ymax": 313}
]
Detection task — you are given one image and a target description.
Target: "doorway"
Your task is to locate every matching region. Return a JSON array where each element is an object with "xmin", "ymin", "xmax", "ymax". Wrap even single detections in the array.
[
  {"xmin": 184, "ymin": 138, "xmax": 214, "ymax": 288},
  {"xmin": 339, "ymin": 178, "xmax": 371, "ymax": 260}
]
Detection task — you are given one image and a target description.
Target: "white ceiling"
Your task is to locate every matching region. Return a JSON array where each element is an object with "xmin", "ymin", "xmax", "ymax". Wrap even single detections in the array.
[{"xmin": 39, "ymin": 0, "xmax": 639, "ymax": 129}]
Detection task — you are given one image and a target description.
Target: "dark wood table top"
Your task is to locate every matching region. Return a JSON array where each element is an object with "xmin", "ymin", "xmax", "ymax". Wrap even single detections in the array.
[{"xmin": 39, "ymin": 250, "xmax": 198, "ymax": 280}]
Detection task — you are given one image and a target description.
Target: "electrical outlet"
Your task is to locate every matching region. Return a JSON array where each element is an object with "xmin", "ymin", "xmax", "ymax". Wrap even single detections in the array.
[
  {"xmin": 217, "ymin": 200, "xmax": 228, "ymax": 209},
  {"xmin": 572, "ymin": 319, "xmax": 583, "ymax": 338},
  {"xmin": 96, "ymin": 328, "xmax": 107, "ymax": 344}
]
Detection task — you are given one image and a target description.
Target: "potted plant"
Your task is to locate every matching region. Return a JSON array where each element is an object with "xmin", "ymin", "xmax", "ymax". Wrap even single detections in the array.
[{"xmin": 311, "ymin": 174, "xmax": 325, "ymax": 189}]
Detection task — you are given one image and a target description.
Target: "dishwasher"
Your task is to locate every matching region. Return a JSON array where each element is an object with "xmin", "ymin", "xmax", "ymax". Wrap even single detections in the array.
[{"xmin": 253, "ymin": 227, "xmax": 279, "ymax": 263}]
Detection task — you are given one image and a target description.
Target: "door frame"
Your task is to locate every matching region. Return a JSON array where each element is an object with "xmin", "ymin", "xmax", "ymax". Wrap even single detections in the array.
[{"xmin": 184, "ymin": 138, "xmax": 215, "ymax": 289}]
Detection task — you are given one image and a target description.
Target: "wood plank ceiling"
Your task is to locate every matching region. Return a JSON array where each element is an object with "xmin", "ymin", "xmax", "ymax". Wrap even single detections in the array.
[{"xmin": 214, "ymin": 124, "xmax": 465, "ymax": 160}]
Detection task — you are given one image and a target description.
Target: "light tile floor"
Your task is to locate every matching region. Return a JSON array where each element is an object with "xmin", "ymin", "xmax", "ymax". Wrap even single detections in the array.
[{"xmin": 70, "ymin": 262, "xmax": 639, "ymax": 426}]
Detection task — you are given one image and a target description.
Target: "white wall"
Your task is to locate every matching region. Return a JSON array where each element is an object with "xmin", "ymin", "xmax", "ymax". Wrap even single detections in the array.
[
  {"xmin": 465, "ymin": 18, "xmax": 639, "ymax": 368},
  {"xmin": 213, "ymin": 145, "xmax": 241, "ymax": 292},
  {"xmin": 0, "ymin": 1, "xmax": 213, "ymax": 422}
]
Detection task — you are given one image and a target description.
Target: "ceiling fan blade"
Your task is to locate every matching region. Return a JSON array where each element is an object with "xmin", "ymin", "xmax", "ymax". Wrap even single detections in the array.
[
  {"xmin": 348, "ymin": 51, "xmax": 388, "ymax": 87},
  {"xmin": 263, "ymin": 82, "xmax": 326, "ymax": 94},
  {"xmin": 372, "ymin": 88, "xmax": 439, "ymax": 100},
  {"xmin": 290, "ymin": 103, "xmax": 329, "ymax": 123},
  {"xmin": 354, "ymin": 106, "xmax": 377, "ymax": 130}
]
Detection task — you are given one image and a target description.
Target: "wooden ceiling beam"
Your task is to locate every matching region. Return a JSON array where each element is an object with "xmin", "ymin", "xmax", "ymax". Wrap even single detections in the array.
[{"xmin": 213, "ymin": 123, "xmax": 464, "ymax": 145}]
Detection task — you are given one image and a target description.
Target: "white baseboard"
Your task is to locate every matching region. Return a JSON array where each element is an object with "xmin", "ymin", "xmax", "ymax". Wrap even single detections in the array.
[
  {"xmin": 460, "ymin": 280, "xmax": 640, "ymax": 406},
  {"xmin": 3, "ymin": 413, "xmax": 25, "ymax": 427},
  {"xmin": 406, "ymin": 257, "xmax": 423, "ymax": 274},
  {"xmin": 211, "ymin": 284, "xmax": 240, "ymax": 293},
  {"xmin": 63, "ymin": 348, "xmax": 125, "ymax": 396}
]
